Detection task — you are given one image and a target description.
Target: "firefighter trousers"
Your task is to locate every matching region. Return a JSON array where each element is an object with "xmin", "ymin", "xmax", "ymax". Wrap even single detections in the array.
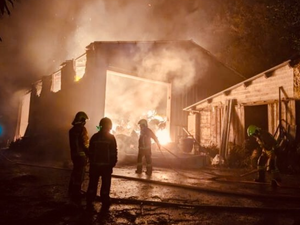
[
  {"xmin": 136, "ymin": 148, "xmax": 152, "ymax": 173},
  {"xmin": 68, "ymin": 155, "xmax": 87, "ymax": 203},
  {"xmin": 86, "ymin": 165, "xmax": 113, "ymax": 206},
  {"xmin": 257, "ymin": 150, "xmax": 280, "ymax": 181}
]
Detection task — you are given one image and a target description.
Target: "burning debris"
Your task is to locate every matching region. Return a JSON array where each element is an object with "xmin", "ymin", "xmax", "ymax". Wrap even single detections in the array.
[{"xmin": 112, "ymin": 110, "xmax": 169, "ymax": 157}]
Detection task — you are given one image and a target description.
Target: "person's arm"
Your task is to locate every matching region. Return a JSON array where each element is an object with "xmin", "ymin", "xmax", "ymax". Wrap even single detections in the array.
[
  {"xmin": 87, "ymin": 134, "xmax": 95, "ymax": 159},
  {"xmin": 150, "ymin": 129, "xmax": 161, "ymax": 150},
  {"xmin": 81, "ymin": 127, "xmax": 89, "ymax": 156},
  {"xmin": 259, "ymin": 131, "xmax": 277, "ymax": 151},
  {"xmin": 110, "ymin": 135, "xmax": 118, "ymax": 167}
]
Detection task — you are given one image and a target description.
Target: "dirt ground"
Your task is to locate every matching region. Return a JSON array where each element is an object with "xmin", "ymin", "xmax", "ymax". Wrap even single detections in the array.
[{"xmin": 1, "ymin": 148, "xmax": 300, "ymax": 225}]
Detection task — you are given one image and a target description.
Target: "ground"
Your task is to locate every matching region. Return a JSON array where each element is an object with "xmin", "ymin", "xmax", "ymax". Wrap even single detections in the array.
[{"xmin": 1, "ymin": 147, "xmax": 300, "ymax": 225}]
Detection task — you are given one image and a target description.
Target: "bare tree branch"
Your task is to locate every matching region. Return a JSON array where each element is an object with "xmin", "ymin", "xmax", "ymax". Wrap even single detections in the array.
[{"xmin": 0, "ymin": 0, "xmax": 14, "ymax": 16}]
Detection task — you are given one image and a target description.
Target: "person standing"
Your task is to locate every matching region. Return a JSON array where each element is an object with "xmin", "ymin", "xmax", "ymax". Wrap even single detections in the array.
[
  {"xmin": 247, "ymin": 125, "xmax": 281, "ymax": 186},
  {"xmin": 86, "ymin": 117, "xmax": 118, "ymax": 211},
  {"xmin": 136, "ymin": 119, "xmax": 160, "ymax": 176},
  {"xmin": 69, "ymin": 111, "xmax": 89, "ymax": 206}
]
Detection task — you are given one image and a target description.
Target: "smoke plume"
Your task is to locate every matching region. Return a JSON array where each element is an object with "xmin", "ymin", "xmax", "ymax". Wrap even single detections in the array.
[{"xmin": 0, "ymin": 0, "xmax": 225, "ymax": 139}]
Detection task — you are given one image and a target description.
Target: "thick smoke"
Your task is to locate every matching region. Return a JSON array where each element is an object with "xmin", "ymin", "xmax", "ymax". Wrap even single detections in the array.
[
  {"xmin": 0, "ymin": 0, "xmax": 220, "ymax": 95},
  {"xmin": 105, "ymin": 71, "xmax": 168, "ymax": 130},
  {"xmin": 133, "ymin": 43, "xmax": 199, "ymax": 91},
  {"xmin": 0, "ymin": 0, "xmax": 225, "ymax": 140}
]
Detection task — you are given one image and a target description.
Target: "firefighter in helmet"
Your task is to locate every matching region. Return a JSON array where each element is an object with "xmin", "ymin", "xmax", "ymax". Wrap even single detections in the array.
[
  {"xmin": 86, "ymin": 117, "xmax": 118, "ymax": 212},
  {"xmin": 136, "ymin": 119, "xmax": 160, "ymax": 176},
  {"xmin": 247, "ymin": 125, "xmax": 281, "ymax": 186},
  {"xmin": 69, "ymin": 111, "xmax": 89, "ymax": 205}
]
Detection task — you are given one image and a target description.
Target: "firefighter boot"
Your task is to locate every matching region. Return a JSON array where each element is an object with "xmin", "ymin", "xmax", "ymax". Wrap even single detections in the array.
[
  {"xmin": 145, "ymin": 165, "xmax": 152, "ymax": 176},
  {"xmin": 135, "ymin": 165, "xmax": 142, "ymax": 174},
  {"xmin": 101, "ymin": 199, "xmax": 111, "ymax": 212},
  {"xmin": 86, "ymin": 202, "xmax": 96, "ymax": 212},
  {"xmin": 254, "ymin": 171, "xmax": 265, "ymax": 183}
]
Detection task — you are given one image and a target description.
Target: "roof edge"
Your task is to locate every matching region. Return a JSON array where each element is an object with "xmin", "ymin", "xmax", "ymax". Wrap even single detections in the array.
[
  {"xmin": 86, "ymin": 39, "xmax": 247, "ymax": 81},
  {"xmin": 183, "ymin": 60, "xmax": 292, "ymax": 111}
]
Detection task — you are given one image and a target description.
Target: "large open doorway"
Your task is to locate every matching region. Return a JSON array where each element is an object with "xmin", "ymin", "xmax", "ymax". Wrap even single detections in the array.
[{"xmin": 105, "ymin": 70, "xmax": 171, "ymax": 158}]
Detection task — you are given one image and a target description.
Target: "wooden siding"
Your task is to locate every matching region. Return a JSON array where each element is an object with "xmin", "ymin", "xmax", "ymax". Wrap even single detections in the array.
[
  {"xmin": 199, "ymin": 109, "xmax": 211, "ymax": 146},
  {"xmin": 195, "ymin": 65, "xmax": 294, "ymax": 109},
  {"xmin": 193, "ymin": 64, "xmax": 297, "ymax": 147},
  {"xmin": 268, "ymin": 102, "xmax": 278, "ymax": 134},
  {"xmin": 294, "ymin": 64, "xmax": 300, "ymax": 98}
]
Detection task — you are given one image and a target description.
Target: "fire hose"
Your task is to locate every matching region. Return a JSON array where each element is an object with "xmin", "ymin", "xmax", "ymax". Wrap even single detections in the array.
[
  {"xmin": 1, "ymin": 150, "xmax": 300, "ymax": 201},
  {"xmin": 158, "ymin": 146, "xmax": 280, "ymax": 187},
  {"xmin": 158, "ymin": 145, "xmax": 212, "ymax": 181},
  {"xmin": 107, "ymin": 197, "xmax": 300, "ymax": 213},
  {"xmin": 2, "ymin": 151, "xmax": 300, "ymax": 215},
  {"xmin": 208, "ymin": 165, "xmax": 270, "ymax": 181},
  {"xmin": 159, "ymin": 146, "xmax": 268, "ymax": 184}
]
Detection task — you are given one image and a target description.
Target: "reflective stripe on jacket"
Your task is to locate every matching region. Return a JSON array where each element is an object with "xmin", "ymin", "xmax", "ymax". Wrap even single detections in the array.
[
  {"xmin": 139, "ymin": 127, "xmax": 159, "ymax": 150},
  {"xmin": 89, "ymin": 130, "xmax": 118, "ymax": 167}
]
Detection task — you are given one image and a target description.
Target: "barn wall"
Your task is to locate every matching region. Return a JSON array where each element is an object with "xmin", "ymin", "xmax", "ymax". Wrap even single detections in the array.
[{"xmin": 20, "ymin": 41, "xmax": 244, "ymax": 152}]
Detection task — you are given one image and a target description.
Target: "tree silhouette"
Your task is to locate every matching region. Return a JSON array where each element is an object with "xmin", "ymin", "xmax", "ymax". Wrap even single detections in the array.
[
  {"xmin": 0, "ymin": 0, "xmax": 13, "ymax": 16},
  {"xmin": 0, "ymin": 0, "xmax": 14, "ymax": 41},
  {"xmin": 218, "ymin": 0, "xmax": 300, "ymax": 76}
]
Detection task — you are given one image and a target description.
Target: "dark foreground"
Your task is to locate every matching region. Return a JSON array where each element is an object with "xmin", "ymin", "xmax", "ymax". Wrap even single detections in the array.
[{"xmin": 1, "ymin": 148, "xmax": 300, "ymax": 225}]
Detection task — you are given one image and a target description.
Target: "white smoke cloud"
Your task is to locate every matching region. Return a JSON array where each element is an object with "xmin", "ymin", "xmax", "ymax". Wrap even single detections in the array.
[
  {"xmin": 105, "ymin": 71, "xmax": 168, "ymax": 131},
  {"xmin": 0, "ymin": 0, "xmax": 224, "ymax": 140},
  {"xmin": 0, "ymin": 0, "xmax": 219, "ymax": 90},
  {"xmin": 134, "ymin": 44, "xmax": 198, "ymax": 91}
]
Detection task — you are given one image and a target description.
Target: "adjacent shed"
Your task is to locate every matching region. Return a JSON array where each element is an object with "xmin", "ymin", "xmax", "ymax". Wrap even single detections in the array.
[{"xmin": 184, "ymin": 59, "xmax": 300, "ymax": 158}]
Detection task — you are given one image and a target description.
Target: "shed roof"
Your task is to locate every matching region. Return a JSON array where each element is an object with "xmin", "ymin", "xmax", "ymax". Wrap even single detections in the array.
[{"xmin": 183, "ymin": 60, "xmax": 292, "ymax": 111}]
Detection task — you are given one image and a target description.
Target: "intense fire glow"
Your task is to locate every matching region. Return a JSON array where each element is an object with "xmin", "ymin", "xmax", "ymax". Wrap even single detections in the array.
[
  {"xmin": 145, "ymin": 110, "xmax": 171, "ymax": 145},
  {"xmin": 75, "ymin": 75, "xmax": 82, "ymax": 82},
  {"xmin": 156, "ymin": 129, "xmax": 171, "ymax": 145},
  {"xmin": 146, "ymin": 110, "xmax": 156, "ymax": 118},
  {"xmin": 111, "ymin": 123, "xmax": 118, "ymax": 133}
]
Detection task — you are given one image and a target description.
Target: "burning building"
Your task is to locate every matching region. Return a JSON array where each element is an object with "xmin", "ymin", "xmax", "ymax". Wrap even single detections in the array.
[{"xmin": 14, "ymin": 40, "xmax": 244, "ymax": 161}]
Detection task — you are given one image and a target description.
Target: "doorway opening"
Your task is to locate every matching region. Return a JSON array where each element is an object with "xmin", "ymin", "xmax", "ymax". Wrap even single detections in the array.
[
  {"xmin": 105, "ymin": 70, "xmax": 171, "ymax": 157},
  {"xmin": 244, "ymin": 104, "xmax": 268, "ymax": 137}
]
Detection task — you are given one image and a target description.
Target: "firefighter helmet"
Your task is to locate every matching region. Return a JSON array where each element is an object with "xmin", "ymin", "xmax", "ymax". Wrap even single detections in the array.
[
  {"xmin": 247, "ymin": 125, "xmax": 260, "ymax": 137},
  {"xmin": 138, "ymin": 119, "xmax": 148, "ymax": 127},
  {"xmin": 99, "ymin": 117, "xmax": 112, "ymax": 130},
  {"xmin": 72, "ymin": 111, "xmax": 89, "ymax": 125}
]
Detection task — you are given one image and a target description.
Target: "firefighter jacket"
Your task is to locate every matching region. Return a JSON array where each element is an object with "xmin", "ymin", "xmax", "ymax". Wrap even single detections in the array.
[
  {"xmin": 88, "ymin": 130, "xmax": 118, "ymax": 167},
  {"xmin": 139, "ymin": 127, "xmax": 159, "ymax": 150},
  {"xmin": 69, "ymin": 124, "xmax": 89, "ymax": 158},
  {"xmin": 256, "ymin": 130, "xmax": 277, "ymax": 152}
]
